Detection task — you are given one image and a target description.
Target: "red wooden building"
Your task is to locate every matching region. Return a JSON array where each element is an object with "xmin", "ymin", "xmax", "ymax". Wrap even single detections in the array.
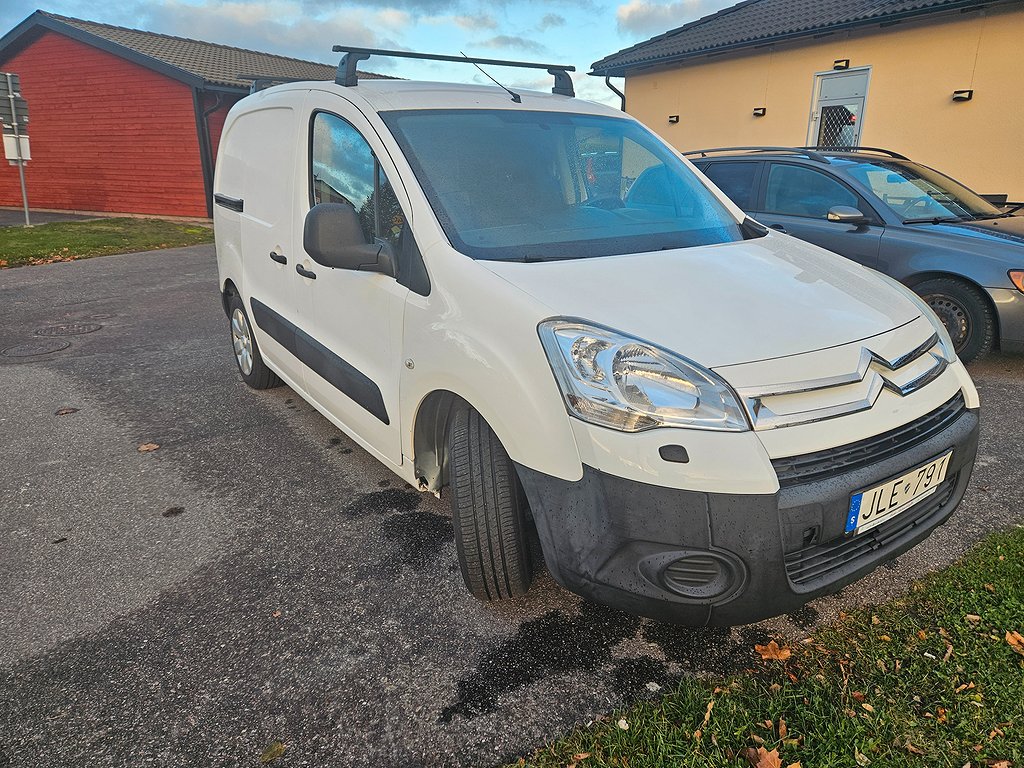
[{"xmin": 0, "ymin": 12, "xmax": 385, "ymax": 218}]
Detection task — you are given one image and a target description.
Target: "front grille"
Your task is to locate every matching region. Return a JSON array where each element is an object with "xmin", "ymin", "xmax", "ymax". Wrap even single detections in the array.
[
  {"xmin": 772, "ymin": 391, "xmax": 966, "ymax": 488},
  {"xmin": 785, "ymin": 475, "xmax": 958, "ymax": 587}
]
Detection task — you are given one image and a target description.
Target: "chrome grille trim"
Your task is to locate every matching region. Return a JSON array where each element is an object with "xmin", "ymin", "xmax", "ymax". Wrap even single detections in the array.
[{"xmin": 738, "ymin": 333, "xmax": 949, "ymax": 431}]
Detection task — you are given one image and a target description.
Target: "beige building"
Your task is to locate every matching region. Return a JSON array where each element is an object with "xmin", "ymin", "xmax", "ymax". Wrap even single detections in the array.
[{"xmin": 592, "ymin": 0, "xmax": 1024, "ymax": 200}]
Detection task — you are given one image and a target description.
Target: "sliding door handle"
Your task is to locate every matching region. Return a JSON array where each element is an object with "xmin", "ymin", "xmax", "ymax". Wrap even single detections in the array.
[
  {"xmin": 295, "ymin": 264, "xmax": 317, "ymax": 280},
  {"xmin": 269, "ymin": 251, "xmax": 287, "ymax": 264}
]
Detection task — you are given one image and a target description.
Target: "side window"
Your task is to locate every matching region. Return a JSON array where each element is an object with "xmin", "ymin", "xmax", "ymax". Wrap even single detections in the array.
[
  {"xmin": 764, "ymin": 163, "xmax": 859, "ymax": 219},
  {"xmin": 311, "ymin": 112, "xmax": 406, "ymax": 248},
  {"xmin": 702, "ymin": 162, "xmax": 759, "ymax": 210}
]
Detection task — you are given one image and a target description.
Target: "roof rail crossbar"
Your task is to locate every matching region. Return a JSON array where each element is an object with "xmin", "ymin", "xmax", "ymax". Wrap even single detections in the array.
[
  {"xmin": 682, "ymin": 146, "xmax": 829, "ymax": 163},
  {"xmin": 801, "ymin": 145, "xmax": 909, "ymax": 160},
  {"xmin": 331, "ymin": 46, "xmax": 576, "ymax": 97}
]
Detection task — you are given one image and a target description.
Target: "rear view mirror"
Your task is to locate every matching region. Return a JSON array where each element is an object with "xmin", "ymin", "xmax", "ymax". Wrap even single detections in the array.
[
  {"xmin": 303, "ymin": 203, "xmax": 396, "ymax": 276},
  {"xmin": 827, "ymin": 205, "xmax": 869, "ymax": 225}
]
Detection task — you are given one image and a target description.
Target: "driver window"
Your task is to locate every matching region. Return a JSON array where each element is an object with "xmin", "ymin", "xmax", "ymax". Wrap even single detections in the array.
[
  {"xmin": 311, "ymin": 112, "xmax": 406, "ymax": 249},
  {"xmin": 764, "ymin": 163, "xmax": 859, "ymax": 219}
]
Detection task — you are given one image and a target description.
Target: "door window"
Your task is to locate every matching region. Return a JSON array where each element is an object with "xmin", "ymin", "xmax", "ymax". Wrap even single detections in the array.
[
  {"xmin": 764, "ymin": 164, "xmax": 860, "ymax": 219},
  {"xmin": 701, "ymin": 162, "xmax": 760, "ymax": 210},
  {"xmin": 311, "ymin": 112, "xmax": 405, "ymax": 249}
]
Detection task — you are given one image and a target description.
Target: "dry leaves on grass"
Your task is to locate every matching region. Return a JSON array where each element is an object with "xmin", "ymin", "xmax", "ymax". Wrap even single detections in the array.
[
  {"xmin": 755, "ymin": 640, "xmax": 792, "ymax": 662},
  {"xmin": 1005, "ymin": 631, "xmax": 1024, "ymax": 656},
  {"xmin": 137, "ymin": 442, "xmax": 160, "ymax": 453},
  {"xmin": 566, "ymin": 753, "xmax": 591, "ymax": 768}
]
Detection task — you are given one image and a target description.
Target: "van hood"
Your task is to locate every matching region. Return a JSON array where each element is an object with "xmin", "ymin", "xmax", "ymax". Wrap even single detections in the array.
[{"xmin": 481, "ymin": 233, "xmax": 920, "ymax": 368}]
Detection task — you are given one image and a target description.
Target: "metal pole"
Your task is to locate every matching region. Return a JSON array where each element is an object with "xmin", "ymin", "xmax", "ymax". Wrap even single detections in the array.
[{"xmin": 6, "ymin": 73, "xmax": 30, "ymax": 227}]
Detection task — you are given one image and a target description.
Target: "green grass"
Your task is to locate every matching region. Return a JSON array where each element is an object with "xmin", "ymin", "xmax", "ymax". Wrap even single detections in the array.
[
  {"xmin": 0, "ymin": 218, "xmax": 213, "ymax": 268},
  {"xmin": 516, "ymin": 527, "xmax": 1024, "ymax": 768}
]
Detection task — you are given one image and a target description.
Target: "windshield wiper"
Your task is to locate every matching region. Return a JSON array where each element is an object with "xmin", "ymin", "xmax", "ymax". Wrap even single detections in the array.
[
  {"xmin": 972, "ymin": 212, "xmax": 1015, "ymax": 220},
  {"xmin": 902, "ymin": 216, "xmax": 963, "ymax": 224}
]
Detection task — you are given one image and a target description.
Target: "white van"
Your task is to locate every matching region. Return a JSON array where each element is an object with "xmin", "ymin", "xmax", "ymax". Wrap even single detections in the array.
[{"xmin": 213, "ymin": 50, "xmax": 980, "ymax": 626}]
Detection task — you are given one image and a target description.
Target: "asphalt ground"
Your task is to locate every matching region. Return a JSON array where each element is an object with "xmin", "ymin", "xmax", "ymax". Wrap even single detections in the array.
[
  {"xmin": 0, "ymin": 209, "xmax": 96, "ymax": 227},
  {"xmin": 1, "ymin": 245, "xmax": 1022, "ymax": 767}
]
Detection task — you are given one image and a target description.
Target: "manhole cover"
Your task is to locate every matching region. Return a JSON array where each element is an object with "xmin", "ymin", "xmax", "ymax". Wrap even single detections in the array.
[
  {"xmin": 1, "ymin": 339, "xmax": 72, "ymax": 357},
  {"xmin": 35, "ymin": 323, "xmax": 103, "ymax": 337}
]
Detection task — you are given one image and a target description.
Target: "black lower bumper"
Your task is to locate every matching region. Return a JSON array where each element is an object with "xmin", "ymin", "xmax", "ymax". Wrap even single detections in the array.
[{"xmin": 516, "ymin": 406, "xmax": 979, "ymax": 626}]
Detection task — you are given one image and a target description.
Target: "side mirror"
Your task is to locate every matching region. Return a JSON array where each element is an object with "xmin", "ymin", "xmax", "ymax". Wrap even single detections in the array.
[
  {"xmin": 827, "ymin": 205, "xmax": 869, "ymax": 226},
  {"xmin": 303, "ymin": 203, "xmax": 396, "ymax": 277}
]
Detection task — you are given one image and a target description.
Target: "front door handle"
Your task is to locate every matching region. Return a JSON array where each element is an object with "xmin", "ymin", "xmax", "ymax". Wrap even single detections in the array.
[
  {"xmin": 295, "ymin": 264, "xmax": 317, "ymax": 280},
  {"xmin": 769, "ymin": 224, "xmax": 788, "ymax": 234},
  {"xmin": 270, "ymin": 251, "xmax": 287, "ymax": 265}
]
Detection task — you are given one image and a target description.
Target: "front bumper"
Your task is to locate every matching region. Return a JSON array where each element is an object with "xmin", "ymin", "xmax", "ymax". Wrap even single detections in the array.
[{"xmin": 517, "ymin": 403, "xmax": 979, "ymax": 626}]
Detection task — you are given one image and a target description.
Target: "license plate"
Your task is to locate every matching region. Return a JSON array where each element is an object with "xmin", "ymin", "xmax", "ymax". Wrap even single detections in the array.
[{"xmin": 846, "ymin": 451, "xmax": 953, "ymax": 535}]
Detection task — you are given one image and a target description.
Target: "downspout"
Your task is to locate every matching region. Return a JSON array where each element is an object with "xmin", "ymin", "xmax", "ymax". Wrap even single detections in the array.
[
  {"xmin": 604, "ymin": 76, "xmax": 626, "ymax": 112},
  {"xmin": 192, "ymin": 88, "xmax": 223, "ymax": 218}
]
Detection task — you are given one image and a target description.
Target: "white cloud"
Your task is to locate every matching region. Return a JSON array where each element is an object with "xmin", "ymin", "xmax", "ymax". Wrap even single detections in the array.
[
  {"xmin": 616, "ymin": 0, "xmax": 720, "ymax": 36},
  {"xmin": 474, "ymin": 34, "xmax": 548, "ymax": 55}
]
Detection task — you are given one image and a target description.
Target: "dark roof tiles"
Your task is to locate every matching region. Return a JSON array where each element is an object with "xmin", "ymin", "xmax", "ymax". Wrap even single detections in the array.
[{"xmin": 592, "ymin": 0, "xmax": 1003, "ymax": 75}]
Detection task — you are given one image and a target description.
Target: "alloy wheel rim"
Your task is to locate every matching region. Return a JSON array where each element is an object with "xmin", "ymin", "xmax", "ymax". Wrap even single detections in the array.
[{"xmin": 231, "ymin": 308, "xmax": 254, "ymax": 375}]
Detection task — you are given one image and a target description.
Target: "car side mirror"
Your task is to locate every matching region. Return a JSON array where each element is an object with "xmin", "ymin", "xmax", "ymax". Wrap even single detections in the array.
[
  {"xmin": 827, "ymin": 205, "xmax": 869, "ymax": 226},
  {"xmin": 303, "ymin": 203, "xmax": 396, "ymax": 277}
]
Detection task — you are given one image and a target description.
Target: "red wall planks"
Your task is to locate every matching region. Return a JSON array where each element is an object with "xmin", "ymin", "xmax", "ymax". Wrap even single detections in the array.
[{"xmin": 0, "ymin": 30, "xmax": 213, "ymax": 217}]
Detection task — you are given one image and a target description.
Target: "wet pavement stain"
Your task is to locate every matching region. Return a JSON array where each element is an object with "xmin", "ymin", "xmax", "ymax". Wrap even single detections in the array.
[
  {"xmin": 381, "ymin": 510, "xmax": 454, "ymax": 570},
  {"xmin": 439, "ymin": 602, "xmax": 642, "ymax": 723},
  {"xmin": 347, "ymin": 489, "xmax": 422, "ymax": 518},
  {"xmin": 162, "ymin": 506, "xmax": 186, "ymax": 518},
  {"xmin": 785, "ymin": 605, "xmax": 820, "ymax": 630}
]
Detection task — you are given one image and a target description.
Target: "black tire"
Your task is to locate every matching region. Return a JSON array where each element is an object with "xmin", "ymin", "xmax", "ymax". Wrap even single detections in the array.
[
  {"xmin": 227, "ymin": 292, "xmax": 282, "ymax": 389},
  {"xmin": 914, "ymin": 278, "xmax": 995, "ymax": 364},
  {"xmin": 447, "ymin": 405, "xmax": 532, "ymax": 600}
]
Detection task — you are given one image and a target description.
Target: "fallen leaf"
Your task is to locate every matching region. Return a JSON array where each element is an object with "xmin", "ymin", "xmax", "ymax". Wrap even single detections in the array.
[
  {"xmin": 616, "ymin": 718, "xmax": 629, "ymax": 731},
  {"xmin": 984, "ymin": 761, "xmax": 1011, "ymax": 768},
  {"xmin": 918, "ymin": 630, "xmax": 929, "ymax": 640},
  {"xmin": 904, "ymin": 742, "xmax": 924, "ymax": 755},
  {"xmin": 259, "ymin": 741, "xmax": 286, "ymax": 764},
  {"xmin": 572, "ymin": 753, "xmax": 591, "ymax": 762},
  {"xmin": 743, "ymin": 746, "xmax": 782, "ymax": 768},
  {"xmin": 138, "ymin": 442, "xmax": 160, "ymax": 453},
  {"xmin": 272, "ymin": 610, "xmax": 281, "ymax": 618},
  {"xmin": 879, "ymin": 635, "xmax": 892, "ymax": 642},
  {"xmin": 785, "ymin": 763, "xmax": 802, "ymax": 768},
  {"xmin": 855, "ymin": 748, "xmax": 871, "ymax": 766},
  {"xmin": 645, "ymin": 681, "xmax": 661, "ymax": 692},
  {"xmin": 985, "ymin": 584, "xmax": 996, "ymax": 593},
  {"xmin": 965, "ymin": 614, "xmax": 982, "ymax": 623},
  {"xmin": 755, "ymin": 640, "xmax": 792, "ymax": 661},
  {"xmin": 1005, "ymin": 631, "xmax": 1024, "ymax": 656},
  {"xmin": 862, "ymin": 703, "xmax": 875, "ymax": 713},
  {"xmin": 943, "ymin": 644, "xmax": 954, "ymax": 662},
  {"xmin": 871, "ymin": 615, "xmax": 881, "ymax": 625},
  {"xmin": 55, "ymin": 407, "xmax": 79, "ymax": 416},
  {"xmin": 778, "ymin": 718, "xmax": 787, "ymax": 739}
]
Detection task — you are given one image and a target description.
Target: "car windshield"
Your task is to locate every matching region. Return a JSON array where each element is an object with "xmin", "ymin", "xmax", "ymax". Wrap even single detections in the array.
[
  {"xmin": 843, "ymin": 160, "xmax": 1002, "ymax": 223},
  {"xmin": 381, "ymin": 109, "xmax": 744, "ymax": 261}
]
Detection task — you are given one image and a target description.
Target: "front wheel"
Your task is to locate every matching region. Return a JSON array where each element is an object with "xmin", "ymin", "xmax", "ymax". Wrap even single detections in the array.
[
  {"xmin": 914, "ymin": 278, "xmax": 995, "ymax": 364},
  {"xmin": 227, "ymin": 293, "xmax": 282, "ymax": 389},
  {"xmin": 447, "ymin": 405, "xmax": 532, "ymax": 600}
]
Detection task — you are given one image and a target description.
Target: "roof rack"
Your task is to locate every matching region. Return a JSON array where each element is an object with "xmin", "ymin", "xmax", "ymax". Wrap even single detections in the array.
[
  {"xmin": 331, "ymin": 46, "xmax": 576, "ymax": 97},
  {"xmin": 801, "ymin": 146, "xmax": 909, "ymax": 160},
  {"xmin": 683, "ymin": 146, "xmax": 830, "ymax": 163},
  {"xmin": 238, "ymin": 74, "xmax": 320, "ymax": 94}
]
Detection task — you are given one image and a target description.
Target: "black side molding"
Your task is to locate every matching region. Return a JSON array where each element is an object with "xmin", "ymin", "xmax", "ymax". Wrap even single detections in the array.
[
  {"xmin": 214, "ymin": 193, "xmax": 244, "ymax": 212},
  {"xmin": 249, "ymin": 298, "xmax": 389, "ymax": 424}
]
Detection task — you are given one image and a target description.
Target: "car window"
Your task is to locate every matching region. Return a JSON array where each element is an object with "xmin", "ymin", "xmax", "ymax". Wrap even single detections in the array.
[
  {"xmin": 843, "ymin": 160, "xmax": 1001, "ymax": 222},
  {"xmin": 764, "ymin": 163, "xmax": 859, "ymax": 219},
  {"xmin": 311, "ymin": 112, "xmax": 406, "ymax": 249},
  {"xmin": 702, "ymin": 162, "xmax": 759, "ymax": 210},
  {"xmin": 381, "ymin": 109, "xmax": 744, "ymax": 262}
]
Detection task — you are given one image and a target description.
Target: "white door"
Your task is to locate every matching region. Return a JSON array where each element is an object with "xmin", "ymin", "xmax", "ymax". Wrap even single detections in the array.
[
  {"xmin": 293, "ymin": 94, "xmax": 410, "ymax": 467},
  {"xmin": 808, "ymin": 69, "xmax": 870, "ymax": 148}
]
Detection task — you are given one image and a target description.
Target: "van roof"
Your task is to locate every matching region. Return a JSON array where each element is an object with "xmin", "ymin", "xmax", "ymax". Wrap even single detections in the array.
[{"xmin": 259, "ymin": 79, "xmax": 619, "ymax": 117}]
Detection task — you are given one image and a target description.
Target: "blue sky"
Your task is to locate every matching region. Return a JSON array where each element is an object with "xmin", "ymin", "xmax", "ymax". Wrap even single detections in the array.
[{"xmin": 1, "ymin": 0, "xmax": 735, "ymax": 105}]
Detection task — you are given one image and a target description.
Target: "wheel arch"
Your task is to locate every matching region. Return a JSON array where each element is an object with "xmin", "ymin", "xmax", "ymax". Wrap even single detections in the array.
[
  {"xmin": 902, "ymin": 271, "xmax": 1001, "ymax": 348},
  {"xmin": 221, "ymin": 277, "xmax": 239, "ymax": 318}
]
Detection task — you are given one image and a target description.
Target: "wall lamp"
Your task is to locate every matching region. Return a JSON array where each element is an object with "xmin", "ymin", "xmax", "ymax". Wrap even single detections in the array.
[
  {"xmin": 952, "ymin": 89, "xmax": 974, "ymax": 102},
  {"xmin": 668, "ymin": 115, "xmax": 680, "ymax": 123},
  {"xmin": 833, "ymin": 59, "xmax": 850, "ymax": 70},
  {"xmin": 752, "ymin": 107, "xmax": 767, "ymax": 117}
]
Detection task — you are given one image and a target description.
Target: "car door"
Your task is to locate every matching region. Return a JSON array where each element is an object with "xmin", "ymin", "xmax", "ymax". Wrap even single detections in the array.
[
  {"xmin": 697, "ymin": 160, "xmax": 763, "ymax": 216},
  {"xmin": 755, "ymin": 162, "xmax": 884, "ymax": 269},
  {"xmin": 293, "ymin": 96, "xmax": 410, "ymax": 468},
  {"xmin": 236, "ymin": 99, "xmax": 306, "ymax": 388}
]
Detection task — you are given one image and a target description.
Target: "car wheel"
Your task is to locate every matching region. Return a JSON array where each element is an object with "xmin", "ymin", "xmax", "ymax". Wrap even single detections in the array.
[
  {"xmin": 914, "ymin": 278, "xmax": 995, "ymax": 364},
  {"xmin": 447, "ymin": 404, "xmax": 532, "ymax": 600},
  {"xmin": 227, "ymin": 293, "xmax": 282, "ymax": 389}
]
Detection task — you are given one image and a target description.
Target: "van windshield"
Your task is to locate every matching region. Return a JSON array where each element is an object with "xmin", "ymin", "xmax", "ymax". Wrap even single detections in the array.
[{"xmin": 381, "ymin": 109, "xmax": 744, "ymax": 261}]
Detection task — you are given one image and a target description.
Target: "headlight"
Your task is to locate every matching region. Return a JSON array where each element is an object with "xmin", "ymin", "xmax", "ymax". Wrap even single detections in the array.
[
  {"xmin": 538, "ymin": 319, "xmax": 750, "ymax": 432},
  {"xmin": 872, "ymin": 273, "xmax": 957, "ymax": 362}
]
